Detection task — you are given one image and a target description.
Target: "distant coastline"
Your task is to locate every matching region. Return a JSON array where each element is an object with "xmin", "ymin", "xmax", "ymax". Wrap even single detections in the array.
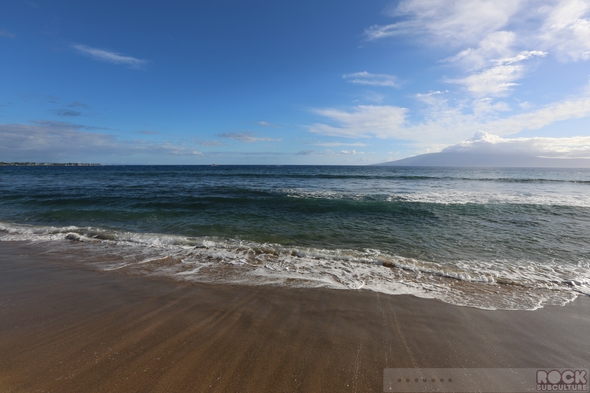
[
  {"xmin": 374, "ymin": 153, "xmax": 590, "ymax": 168},
  {"xmin": 0, "ymin": 162, "xmax": 101, "ymax": 167}
]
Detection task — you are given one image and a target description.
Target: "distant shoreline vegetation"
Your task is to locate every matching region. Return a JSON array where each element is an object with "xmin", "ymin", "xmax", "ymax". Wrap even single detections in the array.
[{"xmin": 0, "ymin": 162, "xmax": 101, "ymax": 167}]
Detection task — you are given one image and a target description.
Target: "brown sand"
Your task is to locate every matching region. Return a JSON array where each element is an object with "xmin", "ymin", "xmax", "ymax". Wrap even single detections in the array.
[{"xmin": 0, "ymin": 241, "xmax": 588, "ymax": 393}]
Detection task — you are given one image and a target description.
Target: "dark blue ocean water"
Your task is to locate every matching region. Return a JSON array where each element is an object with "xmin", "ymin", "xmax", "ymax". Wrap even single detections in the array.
[{"xmin": 1, "ymin": 165, "xmax": 589, "ymax": 309}]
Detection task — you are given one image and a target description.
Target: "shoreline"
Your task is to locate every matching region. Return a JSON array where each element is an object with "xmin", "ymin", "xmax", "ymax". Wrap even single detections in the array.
[{"xmin": 1, "ymin": 240, "xmax": 589, "ymax": 392}]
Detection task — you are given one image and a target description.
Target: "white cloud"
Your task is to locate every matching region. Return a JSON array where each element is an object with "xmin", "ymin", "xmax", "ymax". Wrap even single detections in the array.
[
  {"xmin": 362, "ymin": 1, "xmax": 551, "ymax": 113},
  {"xmin": 366, "ymin": 0, "xmax": 524, "ymax": 44},
  {"xmin": 0, "ymin": 121, "xmax": 201, "ymax": 162},
  {"xmin": 444, "ymin": 31, "xmax": 517, "ymax": 70},
  {"xmin": 410, "ymin": 90, "xmax": 590, "ymax": 144},
  {"xmin": 497, "ymin": 50, "xmax": 548, "ymax": 65},
  {"xmin": 362, "ymin": 0, "xmax": 590, "ymax": 108},
  {"xmin": 339, "ymin": 150, "xmax": 363, "ymax": 155},
  {"xmin": 71, "ymin": 44, "xmax": 147, "ymax": 68},
  {"xmin": 217, "ymin": 132, "xmax": 281, "ymax": 143},
  {"xmin": 310, "ymin": 105, "xmax": 408, "ymax": 139},
  {"xmin": 448, "ymin": 50, "xmax": 547, "ymax": 96},
  {"xmin": 342, "ymin": 71, "xmax": 398, "ymax": 87},
  {"xmin": 311, "ymin": 84, "xmax": 590, "ymax": 145},
  {"xmin": 363, "ymin": 21, "xmax": 418, "ymax": 42},
  {"xmin": 416, "ymin": 90, "xmax": 448, "ymax": 97},
  {"xmin": 334, "ymin": 0, "xmax": 590, "ymax": 154},
  {"xmin": 477, "ymin": 93, "xmax": 590, "ymax": 135},
  {"xmin": 443, "ymin": 131, "xmax": 590, "ymax": 158},
  {"xmin": 367, "ymin": 0, "xmax": 590, "ymax": 64},
  {"xmin": 539, "ymin": 0, "xmax": 590, "ymax": 61},
  {"xmin": 255, "ymin": 121, "xmax": 282, "ymax": 128}
]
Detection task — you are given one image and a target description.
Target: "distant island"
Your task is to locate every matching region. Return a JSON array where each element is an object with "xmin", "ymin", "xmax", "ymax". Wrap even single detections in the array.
[
  {"xmin": 373, "ymin": 153, "xmax": 590, "ymax": 168},
  {"xmin": 0, "ymin": 162, "xmax": 101, "ymax": 167},
  {"xmin": 375, "ymin": 131, "xmax": 590, "ymax": 168}
]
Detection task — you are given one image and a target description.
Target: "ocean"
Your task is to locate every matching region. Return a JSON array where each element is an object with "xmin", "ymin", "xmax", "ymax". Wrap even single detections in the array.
[{"xmin": 1, "ymin": 165, "xmax": 589, "ymax": 310}]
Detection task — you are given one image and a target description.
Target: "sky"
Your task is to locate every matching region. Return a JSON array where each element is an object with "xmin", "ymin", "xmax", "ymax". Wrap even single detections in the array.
[{"xmin": 1, "ymin": 0, "xmax": 590, "ymax": 165}]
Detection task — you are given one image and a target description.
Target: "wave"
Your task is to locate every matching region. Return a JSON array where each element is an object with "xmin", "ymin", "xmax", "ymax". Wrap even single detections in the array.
[
  {"xmin": 277, "ymin": 188, "xmax": 590, "ymax": 207},
  {"xmin": 390, "ymin": 190, "xmax": 590, "ymax": 207},
  {"xmin": 7, "ymin": 186, "xmax": 590, "ymax": 210},
  {"xmin": 154, "ymin": 172, "xmax": 590, "ymax": 184},
  {"xmin": 1, "ymin": 220, "xmax": 588, "ymax": 311}
]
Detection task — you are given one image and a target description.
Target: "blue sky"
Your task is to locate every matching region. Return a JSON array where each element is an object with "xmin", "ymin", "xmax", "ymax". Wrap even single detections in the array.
[{"xmin": 2, "ymin": 0, "xmax": 590, "ymax": 165}]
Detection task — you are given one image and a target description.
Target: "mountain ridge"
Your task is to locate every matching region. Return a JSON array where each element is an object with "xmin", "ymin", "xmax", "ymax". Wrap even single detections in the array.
[{"xmin": 374, "ymin": 152, "xmax": 590, "ymax": 168}]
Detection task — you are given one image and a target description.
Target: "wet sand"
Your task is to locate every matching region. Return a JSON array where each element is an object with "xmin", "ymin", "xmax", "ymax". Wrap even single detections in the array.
[{"xmin": 0, "ymin": 241, "xmax": 588, "ymax": 393}]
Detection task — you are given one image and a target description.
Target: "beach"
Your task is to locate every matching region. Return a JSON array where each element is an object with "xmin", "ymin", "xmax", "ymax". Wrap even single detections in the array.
[{"xmin": 1, "ymin": 240, "xmax": 588, "ymax": 393}]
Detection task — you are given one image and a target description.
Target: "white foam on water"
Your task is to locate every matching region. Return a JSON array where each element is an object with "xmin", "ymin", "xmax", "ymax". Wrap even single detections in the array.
[
  {"xmin": 398, "ymin": 190, "xmax": 590, "ymax": 207},
  {"xmin": 276, "ymin": 187, "xmax": 590, "ymax": 207},
  {"xmin": 1, "ymin": 220, "xmax": 588, "ymax": 310}
]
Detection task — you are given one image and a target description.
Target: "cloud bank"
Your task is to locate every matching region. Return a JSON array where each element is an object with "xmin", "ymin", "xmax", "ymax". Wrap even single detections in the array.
[
  {"xmin": 443, "ymin": 131, "xmax": 590, "ymax": 158},
  {"xmin": 365, "ymin": 0, "xmax": 590, "ymax": 94},
  {"xmin": 311, "ymin": 1, "xmax": 590, "ymax": 149},
  {"xmin": 310, "ymin": 87, "xmax": 590, "ymax": 144},
  {"xmin": 0, "ymin": 121, "xmax": 201, "ymax": 162},
  {"xmin": 365, "ymin": 0, "xmax": 590, "ymax": 62}
]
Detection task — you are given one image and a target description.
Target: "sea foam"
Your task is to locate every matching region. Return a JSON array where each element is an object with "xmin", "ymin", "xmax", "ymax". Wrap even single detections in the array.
[{"xmin": 1, "ymin": 221, "xmax": 587, "ymax": 311}]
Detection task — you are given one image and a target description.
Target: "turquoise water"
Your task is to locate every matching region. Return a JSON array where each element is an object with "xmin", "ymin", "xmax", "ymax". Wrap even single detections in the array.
[{"xmin": 1, "ymin": 165, "xmax": 589, "ymax": 310}]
